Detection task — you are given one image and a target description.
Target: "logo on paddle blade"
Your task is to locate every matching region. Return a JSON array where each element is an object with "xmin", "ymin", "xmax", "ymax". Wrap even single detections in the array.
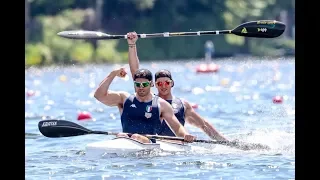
[
  {"xmin": 241, "ymin": 28, "xmax": 247, "ymax": 34},
  {"xmin": 257, "ymin": 20, "xmax": 276, "ymax": 24},
  {"xmin": 42, "ymin": 121, "xmax": 57, "ymax": 127},
  {"xmin": 257, "ymin": 20, "xmax": 276, "ymax": 28},
  {"xmin": 257, "ymin": 28, "xmax": 267, "ymax": 32}
]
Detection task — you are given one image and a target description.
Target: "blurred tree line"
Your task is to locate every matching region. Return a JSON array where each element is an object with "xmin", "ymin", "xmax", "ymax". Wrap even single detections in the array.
[{"xmin": 25, "ymin": 0, "xmax": 295, "ymax": 66}]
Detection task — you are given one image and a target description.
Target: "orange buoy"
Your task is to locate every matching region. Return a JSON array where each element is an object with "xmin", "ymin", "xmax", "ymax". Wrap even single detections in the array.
[
  {"xmin": 272, "ymin": 96, "xmax": 283, "ymax": 104},
  {"xmin": 196, "ymin": 63, "xmax": 219, "ymax": 73},
  {"xmin": 77, "ymin": 111, "xmax": 92, "ymax": 121},
  {"xmin": 220, "ymin": 78, "xmax": 230, "ymax": 87}
]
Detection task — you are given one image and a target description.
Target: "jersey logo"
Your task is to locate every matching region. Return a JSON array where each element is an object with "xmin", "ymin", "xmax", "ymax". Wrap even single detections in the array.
[
  {"xmin": 145, "ymin": 105, "xmax": 152, "ymax": 118},
  {"xmin": 146, "ymin": 105, "xmax": 152, "ymax": 112},
  {"xmin": 145, "ymin": 112, "xmax": 152, "ymax": 118},
  {"xmin": 172, "ymin": 103, "xmax": 177, "ymax": 108},
  {"xmin": 171, "ymin": 103, "xmax": 178, "ymax": 113}
]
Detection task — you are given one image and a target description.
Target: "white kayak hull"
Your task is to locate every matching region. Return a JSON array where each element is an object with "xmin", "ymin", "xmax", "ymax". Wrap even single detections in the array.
[{"xmin": 85, "ymin": 137, "xmax": 191, "ymax": 156}]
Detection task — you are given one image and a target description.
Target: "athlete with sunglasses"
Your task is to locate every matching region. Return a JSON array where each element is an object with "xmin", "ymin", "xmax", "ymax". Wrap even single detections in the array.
[
  {"xmin": 126, "ymin": 32, "xmax": 229, "ymax": 141},
  {"xmin": 94, "ymin": 67, "xmax": 197, "ymax": 144}
]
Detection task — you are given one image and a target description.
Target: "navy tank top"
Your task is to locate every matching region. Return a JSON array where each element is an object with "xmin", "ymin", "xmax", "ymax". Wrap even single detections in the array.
[
  {"xmin": 121, "ymin": 95, "xmax": 161, "ymax": 135},
  {"xmin": 157, "ymin": 97, "xmax": 185, "ymax": 136}
]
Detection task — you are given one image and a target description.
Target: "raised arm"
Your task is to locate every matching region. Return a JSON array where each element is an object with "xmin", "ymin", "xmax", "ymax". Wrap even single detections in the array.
[
  {"xmin": 126, "ymin": 32, "xmax": 140, "ymax": 78},
  {"xmin": 159, "ymin": 99, "xmax": 196, "ymax": 142},
  {"xmin": 94, "ymin": 68, "xmax": 130, "ymax": 107},
  {"xmin": 183, "ymin": 100, "xmax": 229, "ymax": 141}
]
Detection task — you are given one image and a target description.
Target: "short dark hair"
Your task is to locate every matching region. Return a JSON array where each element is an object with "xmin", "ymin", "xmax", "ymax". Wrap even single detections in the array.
[
  {"xmin": 133, "ymin": 68, "xmax": 153, "ymax": 81},
  {"xmin": 155, "ymin": 69, "xmax": 172, "ymax": 81}
]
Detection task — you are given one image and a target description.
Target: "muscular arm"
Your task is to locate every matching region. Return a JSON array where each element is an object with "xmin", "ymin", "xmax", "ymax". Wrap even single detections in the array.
[
  {"xmin": 94, "ymin": 70, "xmax": 130, "ymax": 107},
  {"xmin": 128, "ymin": 43, "xmax": 139, "ymax": 78},
  {"xmin": 160, "ymin": 99, "xmax": 189, "ymax": 138},
  {"xmin": 183, "ymin": 100, "xmax": 229, "ymax": 141}
]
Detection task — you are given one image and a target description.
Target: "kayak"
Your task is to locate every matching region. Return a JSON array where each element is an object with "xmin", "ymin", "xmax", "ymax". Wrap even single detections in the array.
[{"xmin": 85, "ymin": 137, "xmax": 192, "ymax": 156}]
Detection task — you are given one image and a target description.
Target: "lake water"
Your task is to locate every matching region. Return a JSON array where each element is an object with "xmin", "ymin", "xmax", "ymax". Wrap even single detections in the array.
[{"xmin": 25, "ymin": 57, "xmax": 295, "ymax": 180}]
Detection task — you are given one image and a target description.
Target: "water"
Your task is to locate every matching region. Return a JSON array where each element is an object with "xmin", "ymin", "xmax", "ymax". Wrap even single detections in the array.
[{"xmin": 25, "ymin": 57, "xmax": 295, "ymax": 180}]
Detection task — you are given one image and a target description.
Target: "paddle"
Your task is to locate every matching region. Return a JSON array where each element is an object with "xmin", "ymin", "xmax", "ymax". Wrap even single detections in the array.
[
  {"xmin": 57, "ymin": 20, "xmax": 285, "ymax": 40},
  {"xmin": 38, "ymin": 119, "xmax": 270, "ymax": 151},
  {"xmin": 25, "ymin": 133, "xmax": 41, "ymax": 139}
]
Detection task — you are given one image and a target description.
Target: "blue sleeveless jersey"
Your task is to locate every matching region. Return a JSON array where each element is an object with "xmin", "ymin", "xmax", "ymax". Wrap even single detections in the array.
[
  {"xmin": 157, "ymin": 97, "xmax": 185, "ymax": 136},
  {"xmin": 121, "ymin": 95, "xmax": 161, "ymax": 135}
]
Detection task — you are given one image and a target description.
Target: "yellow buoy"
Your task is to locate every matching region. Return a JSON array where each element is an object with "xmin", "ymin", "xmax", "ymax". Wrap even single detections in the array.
[{"xmin": 59, "ymin": 75, "xmax": 67, "ymax": 82}]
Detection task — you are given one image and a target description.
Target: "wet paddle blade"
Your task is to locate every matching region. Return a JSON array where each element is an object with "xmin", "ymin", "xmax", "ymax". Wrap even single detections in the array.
[
  {"xmin": 38, "ymin": 119, "xmax": 92, "ymax": 138},
  {"xmin": 57, "ymin": 30, "xmax": 117, "ymax": 39},
  {"xmin": 231, "ymin": 20, "xmax": 286, "ymax": 38}
]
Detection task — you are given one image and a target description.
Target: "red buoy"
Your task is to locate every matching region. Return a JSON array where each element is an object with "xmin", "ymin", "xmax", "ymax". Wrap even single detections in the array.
[
  {"xmin": 196, "ymin": 63, "xmax": 219, "ymax": 73},
  {"xmin": 77, "ymin": 111, "xmax": 92, "ymax": 120},
  {"xmin": 272, "ymin": 96, "xmax": 283, "ymax": 104},
  {"xmin": 26, "ymin": 90, "xmax": 35, "ymax": 97}
]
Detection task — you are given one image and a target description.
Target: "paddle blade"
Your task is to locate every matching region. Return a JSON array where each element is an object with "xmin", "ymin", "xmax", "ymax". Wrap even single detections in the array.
[
  {"xmin": 57, "ymin": 30, "xmax": 111, "ymax": 39},
  {"xmin": 38, "ymin": 119, "xmax": 92, "ymax": 138},
  {"xmin": 231, "ymin": 20, "xmax": 286, "ymax": 38}
]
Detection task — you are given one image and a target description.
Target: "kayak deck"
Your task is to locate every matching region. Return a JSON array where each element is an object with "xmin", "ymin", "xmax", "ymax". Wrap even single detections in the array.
[{"xmin": 85, "ymin": 137, "xmax": 191, "ymax": 156}]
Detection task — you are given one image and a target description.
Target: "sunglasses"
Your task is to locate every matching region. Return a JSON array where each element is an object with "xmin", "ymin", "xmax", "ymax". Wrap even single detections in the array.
[
  {"xmin": 156, "ymin": 80, "xmax": 172, "ymax": 87},
  {"xmin": 134, "ymin": 81, "xmax": 151, "ymax": 88}
]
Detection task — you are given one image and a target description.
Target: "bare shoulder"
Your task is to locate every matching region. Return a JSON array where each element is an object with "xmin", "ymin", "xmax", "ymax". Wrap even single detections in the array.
[
  {"xmin": 95, "ymin": 90, "xmax": 131, "ymax": 107},
  {"xmin": 118, "ymin": 91, "xmax": 131, "ymax": 102},
  {"xmin": 118, "ymin": 91, "xmax": 130, "ymax": 97},
  {"xmin": 180, "ymin": 98, "xmax": 192, "ymax": 109},
  {"xmin": 158, "ymin": 96, "xmax": 168, "ymax": 105},
  {"xmin": 158, "ymin": 97, "xmax": 171, "ymax": 109}
]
